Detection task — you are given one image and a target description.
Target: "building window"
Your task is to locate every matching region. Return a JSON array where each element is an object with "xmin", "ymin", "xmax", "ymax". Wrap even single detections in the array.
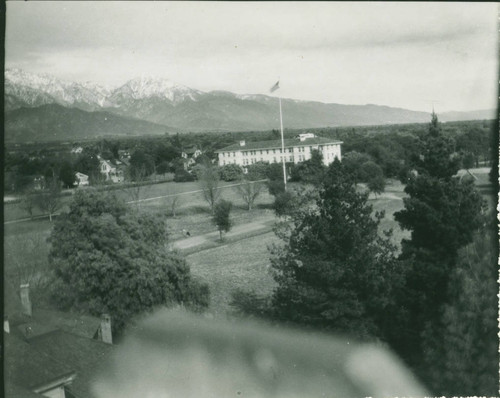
[
  {"xmin": 233, "ymin": 152, "xmax": 236, "ymax": 157},
  {"xmin": 273, "ymin": 157, "xmax": 277, "ymax": 163}
]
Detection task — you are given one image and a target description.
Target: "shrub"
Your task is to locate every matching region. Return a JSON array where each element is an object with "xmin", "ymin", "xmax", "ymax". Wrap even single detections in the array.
[{"xmin": 219, "ymin": 164, "xmax": 244, "ymax": 182}]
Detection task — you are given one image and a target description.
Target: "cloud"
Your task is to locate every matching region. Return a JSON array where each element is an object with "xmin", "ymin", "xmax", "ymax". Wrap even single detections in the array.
[{"xmin": 5, "ymin": 1, "xmax": 498, "ymax": 112}]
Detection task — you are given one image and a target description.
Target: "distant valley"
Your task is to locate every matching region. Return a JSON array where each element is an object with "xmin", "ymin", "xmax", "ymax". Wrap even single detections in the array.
[{"xmin": 4, "ymin": 69, "xmax": 496, "ymax": 142}]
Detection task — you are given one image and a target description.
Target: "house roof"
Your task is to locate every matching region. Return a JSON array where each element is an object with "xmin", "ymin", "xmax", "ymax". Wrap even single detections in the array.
[
  {"xmin": 183, "ymin": 147, "xmax": 200, "ymax": 155},
  {"xmin": 28, "ymin": 329, "xmax": 114, "ymax": 398},
  {"xmin": 31, "ymin": 308, "xmax": 101, "ymax": 339},
  {"xmin": 5, "ymin": 382, "xmax": 45, "ymax": 398},
  {"xmin": 215, "ymin": 137, "xmax": 343, "ymax": 152},
  {"xmin": 4, "ymin": 332, "xmax": 76, "ymax": 392}
]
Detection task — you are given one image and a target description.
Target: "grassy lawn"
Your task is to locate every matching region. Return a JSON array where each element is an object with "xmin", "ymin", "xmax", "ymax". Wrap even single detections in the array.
[
  {"xmin": 186, "ymin": 232, "xmax": 280, "ymax": 318},
  {"xmin": 5, "ymin": 173, "xmax": 493, "ymax": 320},
  {"xmin": 3, "ymin": 179, "xmax": 271, "ymax": 222},
  {"xmin": 136, "ymin": 182, "xmax": 274, "ymax": 241}
]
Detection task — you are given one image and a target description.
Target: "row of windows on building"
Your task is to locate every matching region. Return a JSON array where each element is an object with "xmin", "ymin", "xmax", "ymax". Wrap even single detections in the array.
[
  {"xmin": 222, "ymin": 155, "xmax": 308, "ymax": 166},
  {"xmin": 222, "ymin": 151, "xmax": 339, "ymax": 166},
  {"xmin": 221, "ymin": 144, "xmax": 339, "ymax": 158}
]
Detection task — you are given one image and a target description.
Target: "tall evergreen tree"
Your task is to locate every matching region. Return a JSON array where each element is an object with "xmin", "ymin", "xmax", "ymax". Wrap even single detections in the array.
[
  {"xmin": 392, "ymin": 113, "xmax": 485, "ymax": 383},
  {"xmin": 420, "ymin": 220, "xmax": 498, "ymax": 395},
  {"xmin": 270, "ymin": 160, "xmax": 402, "ymax": 340}
]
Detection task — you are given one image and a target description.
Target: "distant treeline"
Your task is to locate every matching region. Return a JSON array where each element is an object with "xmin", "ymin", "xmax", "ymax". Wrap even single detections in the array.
[{"xmin": 4, "ymin": 119, "xmax": 495, "ymax": 193}]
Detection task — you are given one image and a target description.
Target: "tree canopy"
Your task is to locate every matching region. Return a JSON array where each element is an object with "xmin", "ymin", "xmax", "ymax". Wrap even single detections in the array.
[
  {"xmin": 270, "ymin": 160, "xmax": 401, "ymax": 340},
  {"xmin": 290, "ymin": 150, "xmax": 325, "ymax": 186},
  {"xmin": 197, "ymin": 160, "xmax": 221, "ymax": 213},
  {"xmin": 48, "ymin": 189, "xmax": 209, "ymax": 337},
  {"xmin": 392, "ymin": 113, "xmax": 486, "ymax": 388},
  {"xmin": 213, "ymin": 199, "xmax": 232, "ymax": 241},
  {"xmin": 420, "ymin": 221, "xmax": 498, "ymax": 396}
]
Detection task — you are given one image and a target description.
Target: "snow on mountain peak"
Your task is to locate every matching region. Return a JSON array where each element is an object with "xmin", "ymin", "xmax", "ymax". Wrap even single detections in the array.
[
  {"xmin": 5, "ymin": 68, "xmax": 112, "ymax": 109},
  {"xmin": 112, "ymin": 76, "xmax": 204, "ymax": 102}
]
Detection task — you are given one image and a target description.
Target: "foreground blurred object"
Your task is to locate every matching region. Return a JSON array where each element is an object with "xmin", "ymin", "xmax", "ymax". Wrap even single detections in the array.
[{"xmin": 93, "ymin": 309, "xmax": 428, "ymax": 398}]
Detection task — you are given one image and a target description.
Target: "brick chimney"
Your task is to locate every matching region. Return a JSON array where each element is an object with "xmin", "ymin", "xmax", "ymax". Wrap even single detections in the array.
[
  {"xmin": 4, "ymin": 316, "xmax": 10, "ymax": 333},
  {"xmin": 100, "ymin": 314, "xmax": 113, "ymax": 344},
  {"xmin": 20, "ymin": 284, "xmax": 32, "ymax": 317}
]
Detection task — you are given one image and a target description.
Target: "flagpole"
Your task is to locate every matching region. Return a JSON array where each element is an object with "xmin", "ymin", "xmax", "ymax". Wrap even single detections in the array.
[{"xmin": 279, "ymin": 96, "xmax": 287, "ymax": 190}]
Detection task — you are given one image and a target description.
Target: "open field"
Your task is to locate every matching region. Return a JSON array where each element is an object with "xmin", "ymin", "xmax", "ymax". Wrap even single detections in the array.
[
  {"xmin": 4, "ymin": 168, "xmax": 493, "ymax": 317},
  {"xmin": 186, "ymin": 232, "xmax": 280, "ymax": 317},
  {"xmin": 3, "ymin": 179, "xmax": 261, "ymax": 222},
  {"xmin": 368, "ymin": 179, "xmax": 409, "ymax": 250},
  {"xmin": 183, "ymin": 179, "xmax": 412, "ymax": 316}
]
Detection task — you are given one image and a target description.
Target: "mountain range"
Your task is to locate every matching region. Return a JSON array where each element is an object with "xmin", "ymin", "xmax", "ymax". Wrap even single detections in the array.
[{"xmin": 4, "ymin": 68, "xmax": 496, "ymax": 142}]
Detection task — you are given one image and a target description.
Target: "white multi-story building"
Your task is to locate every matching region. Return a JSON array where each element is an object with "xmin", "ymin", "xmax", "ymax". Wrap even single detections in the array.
[{"xmin": 215, "ymin": 134, "xmax": 342, "ymax": 167}]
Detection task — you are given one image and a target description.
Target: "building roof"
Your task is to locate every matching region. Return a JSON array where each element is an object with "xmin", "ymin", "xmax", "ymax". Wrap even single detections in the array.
[
  {"xmin": 215, "ymin": 137, "xmax": 343, "ymax": 153},
  {"xmin": 31, "ymin": 308, "xmax": 101, "ymax": 339},
  {"xmin": 4, "ymin": 332, "xmax": 76, "ymax": 392},
  {"xmin": 28, "ymin": 329, "xmax": 114, "ymax": 398},
  {"xmin": 183, "ymin": 146, "xmax": 200, "ymax": 155},
  {"xmin": 5, "ymin": 327, "xmax": 114, "ymax": 398},
  {"xmin": 5, "ymin": 382, "xmax": 45, "ymax": 398}
]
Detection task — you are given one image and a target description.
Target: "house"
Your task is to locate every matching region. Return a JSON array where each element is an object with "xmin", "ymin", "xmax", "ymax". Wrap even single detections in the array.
[
  {"xmin": 4, "ymin": 282, "xmax": 114, "ymax": 398},
  {"xmin": 71, "ymin": 147, "xmax": 84, "ymax": 155},
  {"xmin": 33, "ymin": 176, "xmax": 46, "ymax": 191},
  {"xmin": 117, "ymin": 150, "xmax": 131, "ymax": 160},
  {"xmin": 181, "ymin": 147, "xmax": 203, "ymax": 169},
  {"xmin": 215, "ymin": 135, "xmax": 342, "ymax": 167},
  {"xmin": 99, "ymin": 158, "xmax": 124, "ymax": 183},
  {"xmin": 75, "ymin": 172, "xmax": 89, "ymax": 187}
]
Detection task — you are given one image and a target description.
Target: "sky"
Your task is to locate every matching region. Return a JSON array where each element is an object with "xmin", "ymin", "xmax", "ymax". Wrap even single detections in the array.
[{"xmin": 5, "ymin": 1, "xmax": 498, "ymax": 112}]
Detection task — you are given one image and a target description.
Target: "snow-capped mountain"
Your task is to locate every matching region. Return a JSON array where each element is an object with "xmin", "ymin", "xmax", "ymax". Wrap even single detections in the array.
[
  {"xmin": 108, "ymin": 76, "xmax": 203, "ymax": 105},
  {"xmin": 4, "ymin": 68, "xmax": 496, "ymax": 142},
  {"xmin": 5, "ymin": 69, "xmax": 112, "ymax": 111}
]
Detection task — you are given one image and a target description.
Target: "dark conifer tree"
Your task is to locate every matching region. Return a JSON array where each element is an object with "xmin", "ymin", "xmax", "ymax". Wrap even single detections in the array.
[
  {"xmin": 270, "ymin": 160, "xmax": 402, "ymax": 340},
  {"xmin": 393, "ymin": 113, "xmax": 485, "ymax": 388}
]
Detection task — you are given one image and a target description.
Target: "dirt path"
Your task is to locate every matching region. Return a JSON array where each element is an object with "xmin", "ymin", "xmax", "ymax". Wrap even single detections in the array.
[{"xmin": 172, "ymin": 215, "xmax": 275, "ymax": 250}]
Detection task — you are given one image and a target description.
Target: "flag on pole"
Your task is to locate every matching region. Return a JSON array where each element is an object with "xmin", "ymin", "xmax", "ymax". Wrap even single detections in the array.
[{"xmin": 270, "ymin": 80, "xmax": 280, "ymax": 93}]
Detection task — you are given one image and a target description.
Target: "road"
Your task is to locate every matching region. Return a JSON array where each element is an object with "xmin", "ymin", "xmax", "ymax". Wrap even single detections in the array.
[{"xmin": 172, "ymin": 215, "xmax": 275, "ymax": 250}]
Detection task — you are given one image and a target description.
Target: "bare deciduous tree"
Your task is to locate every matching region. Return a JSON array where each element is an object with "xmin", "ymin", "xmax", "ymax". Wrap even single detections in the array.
[
  {"xmin": 168, "ymin": 196, "xmax": 180, "ymax": 217},
  {"xmin": 20, "ymin": 191, "xmax": 36, "ymax": 220},
  {"xmin": 235, "ymin": 180, "xmax": 265, "ymax": 211},
  {"xmin": 35, "ymin": 178, "xmax": 62, "ymax": 222},
  {"xmin": 198, "ymin": 162, "xmax": 220, "ymax": 213},
  {"xmin": 124, "ymin": 166, "xmax": 151, "ymax": 209}
]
